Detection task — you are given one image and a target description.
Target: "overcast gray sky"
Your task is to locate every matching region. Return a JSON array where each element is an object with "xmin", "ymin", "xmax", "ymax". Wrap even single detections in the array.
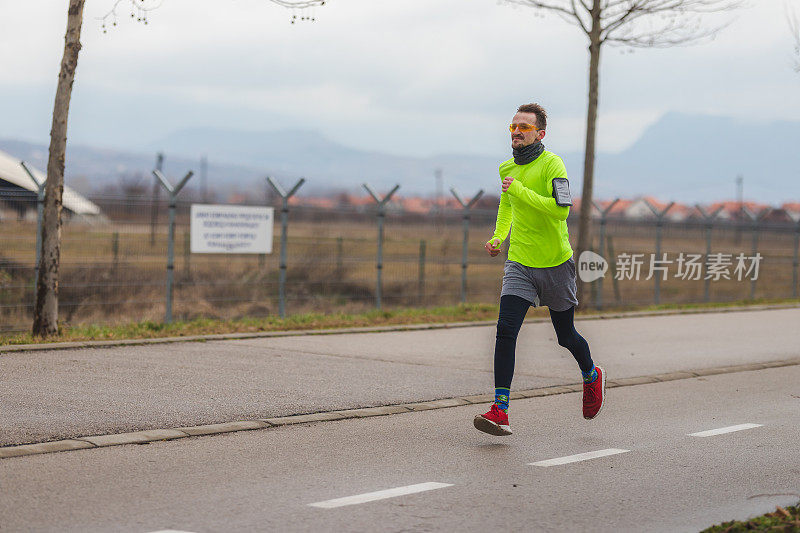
[{"xmin": 1, "ymin": 0, "xmax": 798, "ymax": 158}]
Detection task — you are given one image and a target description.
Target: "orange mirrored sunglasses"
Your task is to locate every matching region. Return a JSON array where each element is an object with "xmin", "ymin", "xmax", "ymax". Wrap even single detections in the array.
[{"xmin": 509, "ymin": 123, "xmax": 539, "ymax": 133}]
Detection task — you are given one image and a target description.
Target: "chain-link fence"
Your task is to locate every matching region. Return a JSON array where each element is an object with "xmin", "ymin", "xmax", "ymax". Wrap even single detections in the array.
[{"xmin": 2, "ymin": 190, "xmax": 799, "ymax": 333}]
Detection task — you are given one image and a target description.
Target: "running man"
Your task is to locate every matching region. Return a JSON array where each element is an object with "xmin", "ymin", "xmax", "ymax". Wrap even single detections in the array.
[{"xmin": 473, "ymin": 103, "xmax": 605, "ymax": 436}]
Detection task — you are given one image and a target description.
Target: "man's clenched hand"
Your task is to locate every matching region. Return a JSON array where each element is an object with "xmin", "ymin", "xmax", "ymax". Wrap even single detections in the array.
[
  {"xmin": 485, "ymin": 238, "xmax": 502, "ymax": 257},
  {"xmin": 502, "ymin": 177, "xmax": 515, "ymax": 193}
]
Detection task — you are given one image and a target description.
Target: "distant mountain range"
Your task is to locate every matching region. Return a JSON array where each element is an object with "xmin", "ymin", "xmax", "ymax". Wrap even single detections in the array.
[{"xmin": 2, "ymin": 112, "xmax": 798, "ymax": 203}]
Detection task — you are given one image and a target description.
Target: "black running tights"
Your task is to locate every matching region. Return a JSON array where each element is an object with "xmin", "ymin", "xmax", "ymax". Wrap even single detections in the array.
[{"xmin": 494, "ymin": 294, "xmax": 594, "ymax": 389}]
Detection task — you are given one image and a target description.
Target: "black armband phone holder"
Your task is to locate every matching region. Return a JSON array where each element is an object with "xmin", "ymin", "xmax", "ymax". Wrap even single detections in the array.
[{"xmin": 552, "ymin": 178, "xmax": 572, "ymax": 207}]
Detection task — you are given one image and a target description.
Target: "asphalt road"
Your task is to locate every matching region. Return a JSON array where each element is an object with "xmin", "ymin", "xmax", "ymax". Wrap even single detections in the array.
[
  {"xmin": 1, "ymin": 307, "xmax": 799, "ymax": 446},
  {"xmin": 1, "ymin": 366, "xmax": 798, "ymax": 532}
]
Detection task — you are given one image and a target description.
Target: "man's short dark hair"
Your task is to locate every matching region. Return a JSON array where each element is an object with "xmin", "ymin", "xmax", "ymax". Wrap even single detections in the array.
[{"xmin": 517, "ymin": 103, "xmax": 547, "ymax": 130}]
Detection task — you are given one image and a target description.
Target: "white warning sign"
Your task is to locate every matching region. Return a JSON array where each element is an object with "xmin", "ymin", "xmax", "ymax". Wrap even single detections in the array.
[{"xmin": 190, "ymin": 204, "xmax": 274, "ymax": 254}]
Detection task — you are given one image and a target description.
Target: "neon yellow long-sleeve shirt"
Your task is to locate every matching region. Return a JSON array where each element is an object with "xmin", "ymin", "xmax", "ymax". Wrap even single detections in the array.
[{"xmin": 490, "ymin": 150, "xmax": 573, "ymax": 268}]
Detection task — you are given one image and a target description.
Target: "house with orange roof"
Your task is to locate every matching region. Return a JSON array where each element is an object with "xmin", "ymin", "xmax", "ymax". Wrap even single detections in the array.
[
  {"xmin": 706, "ymin": 201, "xmax": 737, "ymax": 220},
  {"xmin": 705, "ymin": 200, "xmax": 770, "ymax": 221},
  {"xmin": 664, "ymin": 202, "xmax": 693, "ymax": 222},
  {"xmin": 570, "ymin": 198, "xmax": 597, "ymax": 218},
  {"xmin": 295, "ymin": 196, "xmax": 335, "ymax": 209},
  {"xmin": 623, "ymin": 196, "xmax": 672, "ymax": 219},
  {"xmin": 605, "ymin": 198, "xmax": 632, "ymax": 217},
  {"xmin": 400, "ymin": 196, "xmax": 432, "ymax": 214},
  {"xmin": 781, "ymin": 202, "xmax": 800, "ymax": 222},
  {"xmin": 571, "ymin": 198, "xmax": 630, "ymax": 219}
]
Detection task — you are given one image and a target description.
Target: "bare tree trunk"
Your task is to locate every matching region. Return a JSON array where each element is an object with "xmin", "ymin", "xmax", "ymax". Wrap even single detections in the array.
[
  {"xmin": 575, "ymin": 0, "xmax": 602, "ymax": 308},
  {"xmin": 32, "ymin": 0, "xmax": 85, "ymax": 337}
]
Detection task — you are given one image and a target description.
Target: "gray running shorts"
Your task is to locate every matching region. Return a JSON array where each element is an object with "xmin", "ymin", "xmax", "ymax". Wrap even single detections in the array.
[{"xmin": 500, "ymin": 257, "xmax": 578, "ymax": 311}]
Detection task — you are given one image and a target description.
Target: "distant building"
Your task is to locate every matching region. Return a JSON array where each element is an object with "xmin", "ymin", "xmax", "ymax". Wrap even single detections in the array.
[
  {"xmin": 782, "ymin": 202, "xmax": 800, "ymax": 222},
  {"xmin": 622, "ymin": 196, "xmax": 694, "ymax": 221},
  {"xmin": 706, "ymin": 201, "xmax": 771, "ymax": 222},
  {"xmin": 665, "ymin": 203, "xmax": 693, "ymax": 222},
  {"xmin": 0, "ymin": 148, "xmax": 103, "ymax": 222}
]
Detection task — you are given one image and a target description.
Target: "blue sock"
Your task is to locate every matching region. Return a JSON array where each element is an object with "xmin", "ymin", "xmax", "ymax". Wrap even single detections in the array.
[
  {"xmin": 494, "ymin": 387, "xmax": 510, "ymax": 411},
  {"xmin": 582, "ymin": 366, "xmax": 598, "ymax": 383}
]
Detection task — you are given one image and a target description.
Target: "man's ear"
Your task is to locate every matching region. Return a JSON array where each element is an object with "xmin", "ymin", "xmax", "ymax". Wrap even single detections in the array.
[{"xmin": 538, "ymin": 129, "xmax": 546, "ymax": 141}]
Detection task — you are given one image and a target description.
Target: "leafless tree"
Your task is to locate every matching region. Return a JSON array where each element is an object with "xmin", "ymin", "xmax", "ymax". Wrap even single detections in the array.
[
  {"xmin": 32, "ymin": 0, "xmax": 328, "ymax": 337},
  {"xmin": 503, "ymin": 0, "xmax": 740, "ymax": 305},
  {"xmin": 32, "ymin": 0, "xmax": 85, "ymax": 337}
]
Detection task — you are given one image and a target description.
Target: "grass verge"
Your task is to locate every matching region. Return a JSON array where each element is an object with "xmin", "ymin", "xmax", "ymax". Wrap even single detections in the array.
[
  {"xmin": 0, "ymin": 303, "xmax": 501, "ymax": 345},
  {"xmin": 701, "ymin": 502, "xmax": 800, "ymax": 532},
  {"xmin": 2, "ymin": 298, "xmax": 799, "ymax": 346}
]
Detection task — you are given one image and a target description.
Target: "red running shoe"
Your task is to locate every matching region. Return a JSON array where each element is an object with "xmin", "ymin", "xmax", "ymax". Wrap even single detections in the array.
[
  {"xmin": 583, "ymin": 365, "xmax": 606, "ymax": 420},
  {"xmin": 473, "ymin": 403, "xmax": 512, "ymax": 436}
]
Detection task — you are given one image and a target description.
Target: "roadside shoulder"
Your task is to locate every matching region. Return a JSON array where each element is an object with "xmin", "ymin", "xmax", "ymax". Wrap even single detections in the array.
[{"xmin": 2, "ymin": 302, "xmax": 798, "ymax": 354}]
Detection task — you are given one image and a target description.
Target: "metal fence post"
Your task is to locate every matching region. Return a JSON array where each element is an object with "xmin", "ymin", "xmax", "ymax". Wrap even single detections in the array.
[
  {"xmin": 364, "ymin": 183, "xmax": 400, "ymax": 310},
  {"xmin": 20, "ymin": 162, "xmax": 45, "ymax": 297},
  {"xmin": 336, "ymin": 236, "xmax": 344, "ymax": 273},
  {"xmin": 153, "ymin": 169, "xmax": 193, "ymax": 324},
  {"xmin": 645, "ymin": 200, "xmax": 675, "ymax": 305},
  {"xmin": 696, "ymin": 205, "xmax": 723, "ymax": 303},
  {"xmin": 150, "ymin": 153, "xmax": 164, "ymax": 247},
  {"xmin": 267, "ymin": 176, "xmax": 305, "ymax": 318},
  {"xmin": 451, "ymin": 187, "xmax": 484, "ymax": 304},
  {"xmin": 418, "ymin": 239, "xmax": 426, "ymax": 305},
  {"xmin": 743, "ymin": 207, "xmax": 769, "ymax": 301},
  {"xmin": 112, "ymin": 232, "xmax": 120, "ymax": 271},
  {"xmin": 183, "ymin": 230, "xmax": 190, "ymax": 278},
  {"xmin": 606, "ymin": 235, "xmax": 621, "ymax": 305},
  {"xmin": 592, "ymin": 199, "xmax": 619, "ymax": 310}
]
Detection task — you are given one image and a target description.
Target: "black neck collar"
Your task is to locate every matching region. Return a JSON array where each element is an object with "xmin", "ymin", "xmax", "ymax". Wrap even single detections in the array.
[{"xmin": 513, "ymin": 141, "xmax": 544, "ymax": 165}]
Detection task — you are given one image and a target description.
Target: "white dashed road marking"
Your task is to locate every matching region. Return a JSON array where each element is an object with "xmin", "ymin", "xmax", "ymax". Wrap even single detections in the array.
[
  {"xmin": 308, "ymin": 482, "xmax": 453, "ymax": 508},
  {"xmin": 688, "ymin": 423, "xmax": 763, "ymax": 437},
  {"xmin": 529, "ymin": 448, "xmax": 631, "ymax": 467}
]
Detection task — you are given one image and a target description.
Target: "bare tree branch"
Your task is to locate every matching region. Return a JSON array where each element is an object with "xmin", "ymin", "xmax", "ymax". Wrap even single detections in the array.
[
  {"xmin": 503, "ymin": 0, "xmax": 590, "ymax": 34},
  {"xmin": 599, "ymin": 0, "xmax": 741, "ymax": 46},
  {"xmin": 269, "ymin": 0, "xmax": 326, "ymax": 7},
  {"xmin": 598, "ymin": 1, "xmax": 639, "ymax": 34},
  {"xmin": 604, "ymin": 14, "xmax": 735, "ymax": 47},
  {"xmin": 790, "ymin": 2, "xmax": 800, "ymax": 72},
  {"xmin": 570, "ymin": 0, "xmax": 591, "ymax": 34},
  {"xmin": 99, "ymin": 0, "xmax": 162, "ymax": 31},
  {"xmin": 504, "ymin": 0, "xmax": 578, "ymax": 18},
  {"xmin": 99, "ymin": 0, "xmax": 327, "ymax": 31},
  {"xmin": 504, "ymin": 0, "xmax": 739, "ymax": 45}
]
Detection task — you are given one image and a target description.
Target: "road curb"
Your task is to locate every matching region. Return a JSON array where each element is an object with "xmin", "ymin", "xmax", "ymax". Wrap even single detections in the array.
[
  {"xmin": 2, "ymin": 303, "xmax": 799, "ymax": 354},
  {"xmin": 0, "ymin": 439, "xmax": 94, "ymax": 458},
  {"xmin": 2, "ymin": 356, "xmax": 798, "ymax": 460},
  {"xmin": 78, "ymin": 429, "xmax": 188, "ymax": 448},
  {"xmin": 180, "ymin": 420, "xmax": 268, "ymax": 436}
]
